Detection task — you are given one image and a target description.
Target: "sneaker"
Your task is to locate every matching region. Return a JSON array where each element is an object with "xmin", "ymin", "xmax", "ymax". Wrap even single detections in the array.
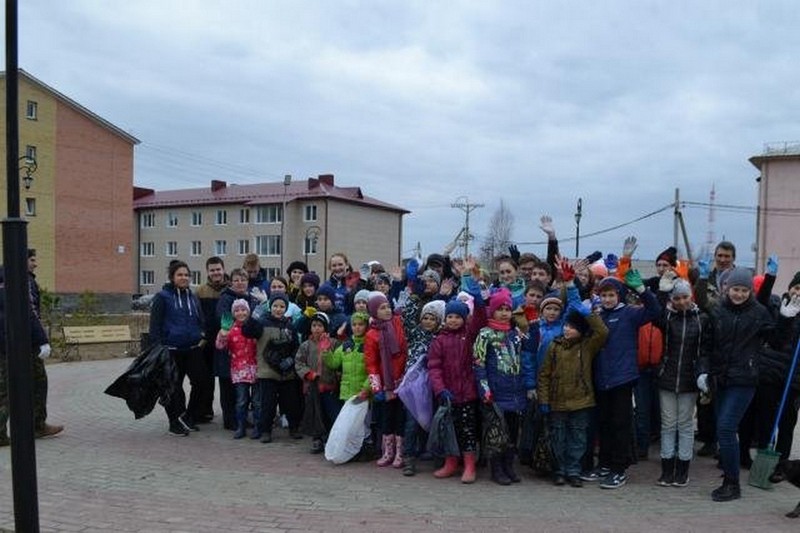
[
  {"xmin": 178, "ymin": 414, "xmax": 199, "ymax": 432},
  {"xmin": 580, "ymin": 467, "xmax": 611, "ymax": 482},
  {"xmin": 402, "ymin": 458, "xmax": 416, "ymax": 477},
  {"xmin": 168, "ymin": 421, "xmax": 189, "ymax": 436},
  {"xmin": 600, "ymin": 472, "xmax": 628, "ymax": 489},
  {"xmin": 568, "ymin": 476, "xmax": 583, "ymax": 488},
  {"xmin": 35, "ymin": 423, "xmax": 64, "ymax": 439}
]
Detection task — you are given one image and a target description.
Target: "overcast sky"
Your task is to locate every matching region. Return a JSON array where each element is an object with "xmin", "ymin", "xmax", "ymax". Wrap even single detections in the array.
[{"xmin": 11, "ymin": 1, "xmax": 800, "ymax": 267}]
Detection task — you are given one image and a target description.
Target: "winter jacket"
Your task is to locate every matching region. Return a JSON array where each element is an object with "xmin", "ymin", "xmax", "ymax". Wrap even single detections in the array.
[
  {"xmin": 242, "ymin": 315, "xmax": 300, "ymax": 381},
  {"xmin": 594, "ymin": 289, "xmax": 660, "ymax": 391},
  {"xmin": 149, "ymin": 284, "xmax": 204, "ymax": 350},
  {"xmin": 196, "ymin": 278, "xmax": 228, "ymax": 341},
  {"xmin": 320, "ymin": 275, "xmax": 351, "ymax": 315},
  {"xmin": 759, "ymin": 296, "xmax": 800, "ymax": 391},
  {"xmin": 538, "ymin": 313, "xmax": 608, "ymax": 412},
  {"xmin": 325, "ymin": 336, "xmax": 370, "ymax": 400},
  {"xmin": 656, "ymin": 304, "xmax": 711, "ymax": 393},
  {"xmin": 427, "ymin": 315, "xmax": 484, "ymax": 405},
  {"xmin": 213, "ymin": 288, "xmax": 260, "ymax": 378},
  {"xmin": 703, "ymin": 296, "xmax": 774, "ymax": 388},
  {"xmin": 473, "ymin": 326, "xmax": 535, "ymax": 413},
  {"xmin": 364, "ymin": 315, "xmax": 408, "ymax": 392},
  {"xmin": 295, "ymin": 337, "xmax": 341, "ymax": 394},
  {"xmin": 534, "ymin": 284, "xmax": 582, "ymax": 374},
  {"xmin": 216, "ymin": 322, "xmax": 257, "ymax": 384}
]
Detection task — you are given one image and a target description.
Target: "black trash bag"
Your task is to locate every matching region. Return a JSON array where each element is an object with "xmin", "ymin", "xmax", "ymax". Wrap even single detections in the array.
[
  {"xmin": 105, "ymin": 344, "xmax": 178, "ymax": 419},
  {"xmin": 299, "ymin": 380, "xmax": 327, "ymax": 437},
  {"xmin": 481, "ymin": 402, "xmax": 509, "ymax": 456},
  {"xmin": 518, "ymin": 399, "xmax": 538, "ymax": 465},
  {"xmin": 427, "ymin": 400, "xmax": 460, "ymax": 457},
  {"xmin": 531, "ymin": 414, "xmax": 557, "ymax": 474}
]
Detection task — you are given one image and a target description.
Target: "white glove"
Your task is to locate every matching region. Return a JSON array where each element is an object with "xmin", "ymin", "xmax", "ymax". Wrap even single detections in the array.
[
  {"xmin": 780, "ymin": 295, "xmax": 800, "ymax": 318},
  {"xmin": 659, "ymin": 270, "xmax": 677, "ymax": 293},
  {"xmin": 38, "ymin": 343, "xmax": 52, "ymax": 360},
  {"xmin": 359, "ymin": 263, "xmax": 372, "ymax": 280},
  {"xmin": 527, "ymin": 389, "xmax": 538, "ymax": 401},
  {"xmin": 249, "ymin": 287, "xmax": 268, "ymax": 303},
  {"xmin": 696, "ymin": 374, "xmax": 709, "ymax": 394},
  {"xmin": 622, "ymin": 236, "xmax": 638, "ymax": 258},
  {"xmin": 539, "ymin": 215, "xmax": 556, "ymax": 239}
]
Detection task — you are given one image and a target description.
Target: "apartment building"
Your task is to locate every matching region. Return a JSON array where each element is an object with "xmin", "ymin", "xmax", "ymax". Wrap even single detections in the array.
[
  {"xmin": 0, "ymin": 69, "xmax": 139, "ymax": 312},
  {"xmin": 133, "ymin": 174, "xmax": 409, "ymax": 293}
]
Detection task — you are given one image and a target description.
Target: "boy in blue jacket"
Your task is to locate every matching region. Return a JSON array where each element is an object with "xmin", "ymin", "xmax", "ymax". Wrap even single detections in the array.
[{"xmin": 582, "ymin": 269, "xmax": 660, "ymax": 489}]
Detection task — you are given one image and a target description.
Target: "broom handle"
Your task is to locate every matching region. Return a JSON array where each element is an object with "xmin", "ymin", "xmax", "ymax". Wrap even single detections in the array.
[{"xmin": 769, "ymin": 335, "xmax": 800, "ymax": 449}]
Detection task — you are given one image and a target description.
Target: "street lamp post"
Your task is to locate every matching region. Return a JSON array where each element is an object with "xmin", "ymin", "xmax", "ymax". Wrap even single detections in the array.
[
  {"xmin": 304, "ymin": 225, "xmax": 321, "ymax": 268},
  {"xmin": 280, "ymin": 174, "xmax": 291, "ymax": 274},
  {"xmin": 574, "ymin": 198, "xmax": 582, "ymax": 257}
]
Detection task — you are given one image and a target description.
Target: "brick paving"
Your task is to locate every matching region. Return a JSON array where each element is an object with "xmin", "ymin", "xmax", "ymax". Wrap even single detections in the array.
[{"xmin": 1, "ymin": 358, "xmax": 799, "ymax": 532}]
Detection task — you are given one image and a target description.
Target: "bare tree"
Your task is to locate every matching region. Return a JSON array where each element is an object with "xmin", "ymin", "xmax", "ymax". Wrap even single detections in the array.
[{"xmin": 480, "ymin": 199, "xmax": 515, "ymax": 267}]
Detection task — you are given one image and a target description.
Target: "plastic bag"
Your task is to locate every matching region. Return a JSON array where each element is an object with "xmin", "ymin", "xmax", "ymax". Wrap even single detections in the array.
[
  {"xmin": 396, "ymin": 355, "xmax": 433, "ymax": 431},
  {"xmin": 325, "ymin": 396, "xmax": 371, "ymax": 464},
  {"xmin": 481, "ymin": 402, "xmax": 509, "ymax": 456},
  {"xmin": 426, "ymin": 401, "xmax": 460, "ymax": 457}
]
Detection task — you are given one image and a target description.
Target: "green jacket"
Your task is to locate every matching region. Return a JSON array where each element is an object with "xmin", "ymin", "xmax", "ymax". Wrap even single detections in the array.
[{"xmin": 324, "ymin": 336, "xmax": 369, "ymax": 400}]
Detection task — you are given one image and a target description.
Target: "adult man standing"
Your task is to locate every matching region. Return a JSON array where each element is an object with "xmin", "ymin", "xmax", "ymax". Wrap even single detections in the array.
[
  {"xmin": 195, "ymin": 256, "xmax": 228, "ymax": 423},
  {"xmin": 28, "ymin": 249, "xmax": 63, "ymax": 439}
]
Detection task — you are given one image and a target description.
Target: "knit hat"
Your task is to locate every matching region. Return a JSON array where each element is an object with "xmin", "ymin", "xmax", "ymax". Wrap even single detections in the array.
[
  {"xmin": 426, "ymin": 253, "xmax": 446, "ymax": 268},
  {"xmin": 726, "ymin": 267, "xmax": 753, "ymax": 291},
  {"xmin": 421, "ymin": 300, "xmax": 446, "ymax": 323},
  {"xmin": 310, "ymin": 311, "xmax": 330, "ymax": 330},
  {"xmin": 670, "ymin": 279, "xmax": 692, "ymax": 299},
  {"xmin": 539, "ymin": 295, "xmax": 563, "ymax": 312},
  {"xmin": 268, "ymin": 293, "xmax": 289, "ymax": 309},
  {"xmin": 316, "ymin": 284, "xmax": 336, "ymax": 302},
  {"xmin": 590, "ymin": 262, "xmax": 609, "ymax": 279},
  {"xmin": 565, "ymin": 310, "xmax": 591, "ymax": 337},
  {"xmin": 375, "ymin": 272, "xmax": 392, "ymax": 286},
  {"xmin": 420, "ymin": 269, "xmax": 441, "ymax": 286},
  {"xmin": 231, "ymin": 298, "xmax": 250, "ymax": 313},
  {"xmin": 354, "ymin": 289, "xmax": 371, "ymax": 303},
  {"xmin": 367, "ymin": 291, "xmax": 389, "ymax": 319},
  {"xmin": 351, "ymin": 311, "xmax": 370, "ymax": 325},
  {"xmin": 300, "ymin": 272, "xmax": 320, "ymax": 290},
  {"xmin": 444, "ymin": 300, "xmax": 469, "ymax": 320},
  {"xmin": 656, "ymin": 246, "xmax": 678, "ymax": 267},
  {"xmin": 789, "ymin": 271, "xmax": 800, "ymax": 291},
  {"xmin": 286, "ymin": 261, "xmax": 308, "ymax": 275},
  {"xmin": 487, "ymin": 288, "xmax": 513, "ymax": 317},
  {"xmin": 597, "ymin": 276, "xmax": 627, "ymax": 297}
]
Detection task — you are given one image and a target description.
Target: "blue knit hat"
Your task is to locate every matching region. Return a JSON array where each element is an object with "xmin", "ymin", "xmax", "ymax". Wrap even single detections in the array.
[
  {"xmin": 596, "ymin": 276, "xmax": 627, "ymax": 297},
  {"xmin": 316, "ymin": 284, "xmax": 336, "ymax": 302},
  {"xmin": 444, "ymin": 300, "xmax": 469, "ymax": 320}
]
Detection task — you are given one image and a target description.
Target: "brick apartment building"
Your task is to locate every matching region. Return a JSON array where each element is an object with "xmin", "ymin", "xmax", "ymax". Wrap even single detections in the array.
[
  {"xmin": 0, "ymin": 70, "xmax": 139, "ymax": 312},
  {"xmin": 133, "ymin": 174, "xmax": 409, "ymax": 293}
]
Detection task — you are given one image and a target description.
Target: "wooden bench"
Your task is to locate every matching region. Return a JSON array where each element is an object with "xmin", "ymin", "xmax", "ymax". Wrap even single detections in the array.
[{"xmin": 62, "ymin": 325, "xmax": 137, "ymax": 361}]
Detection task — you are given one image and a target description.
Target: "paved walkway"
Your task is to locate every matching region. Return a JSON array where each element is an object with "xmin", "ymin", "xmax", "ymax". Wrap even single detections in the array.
[{"xmin": 1, "ymin": 358, "xmax": 799, "ymax": 532}]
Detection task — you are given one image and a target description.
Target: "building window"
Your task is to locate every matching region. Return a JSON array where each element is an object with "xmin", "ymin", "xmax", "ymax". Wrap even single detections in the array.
[
  {"xmin": 191, "ymin": 240, "xmax": 202, "ymax": 256},
  {"xmin": 191, "ymin": 271, "xmax": 202, "ymax": 286},
  {"xmin": 141, "ymin": 270, "xmax": 155, "ymax": 286},
  {"xmin": 191, "ymin": 211, "xmax": 202, "ymax": 226},
  {"xmin": 166, "ymin": 241, "xmax": 178, "ymax": 257},
  {"xmin": 304, "ymin": 204, "xmax": 317, "ymax": 222},
  {"xmin": 167, "ymin": 212, "xmax": 178, "ymax": 227},
  {"xmin": 215, "ymin": 240, "xmax": 227, "ymax": 255},
  {"xmin": 24, "ymin": 198, "xmax": 36, "ymax": 216},
  {"xmin": 266, "ymin": 267, "xmax": 281, "ymax": 279},
  {"xmin": 25, "ymin": 145, "xmax": 37, "ymax": 162},
  {"xmin": 216, "ymin": 209, "xmax": 227, "ymax": 225},
  {"xmin": 255, "ymin": 205, "xmax": 282, "ymax": 224},
  {"xmin": 141, "ymin": 212, "xmax": 155, "ymax": 228},
  {"xmin": 304, "ymin": 235, "xmax": 318, "ymax": 256},
  {"xmin": 239, "ymin": 208, "xmax": 250, "ymax": 224},
  {"xmin": 238, "ymin": 239, "xmax": 250, "ymax": 255},
  {"xmin": 141, "ymin": 242, "xmax": 155, "ymax": 257},
  {"xmin": 255, "ymin": 235, "xmax": 281, "ymax": 256},
  {"xmin": 26, "ymin": 100, "xmax": 37, "ymax": 120}
]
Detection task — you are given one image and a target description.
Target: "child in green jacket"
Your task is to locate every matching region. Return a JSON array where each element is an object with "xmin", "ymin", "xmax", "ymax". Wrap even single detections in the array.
[{"xmin": 324, "ymin": 312, "xmax": 370, "ymax": 401}]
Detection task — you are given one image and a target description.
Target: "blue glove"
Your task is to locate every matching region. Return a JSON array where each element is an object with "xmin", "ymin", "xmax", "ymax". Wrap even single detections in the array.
[
  {"xmin": 439, "ymin": 390, "xmax": 454, "ymax": 404},
  {"xmin": 373, "ymin": 391, "xmax": 387, "ymax": 402},
  {"xmin": 278, "ymin": 357, "xmax": 295, "ymax": 372},
  {"xmin": 575, "ymin": 303, "xmax": 591, "ymax": 317},
  {"xmin": 696, "ymin": 259, "xmax": 710, "ymax": 279},
  {"xmin": 539, "ymin": 403, "xmax": 551, "ymax": 414},
  {"xmin": 406, "ymin": 258, "xmax": 420, "ymax": 281},
  {"xmin": 767, "ymin": 254, "xmax": 779, "ymax": 276},
  {"xmin": 604, "ymin": 254, "xmax": 618, "ymax": 271}
]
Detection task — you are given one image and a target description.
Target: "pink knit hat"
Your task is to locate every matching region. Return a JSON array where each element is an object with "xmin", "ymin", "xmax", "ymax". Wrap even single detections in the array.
[{"xmin": 487, "ymin": 287, "xmax": 513, "ymax": 317}]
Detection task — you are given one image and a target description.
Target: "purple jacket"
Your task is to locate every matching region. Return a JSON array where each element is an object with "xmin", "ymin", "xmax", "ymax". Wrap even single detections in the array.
[{"xmin": 428, "ymin": 326, "xmax": 478, "ymax": 404}]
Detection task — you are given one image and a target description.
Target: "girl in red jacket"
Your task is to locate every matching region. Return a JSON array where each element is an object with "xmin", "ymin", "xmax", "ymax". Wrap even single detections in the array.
[
  {"xmin": 365, "ymin": 291, "xmax": 408, "ymax": 468},
  {"xmin": 427, "ymin": 300, "xmax": 483, "ymax": 483}
]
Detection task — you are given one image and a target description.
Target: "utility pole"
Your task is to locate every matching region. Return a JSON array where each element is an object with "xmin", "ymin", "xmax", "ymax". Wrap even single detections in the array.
[
  {"xmin": 673, "ymin": 188, "xmax": 680, "ymax": 253},
  {"xmin": 451, "ymin": 196, "xmax": 484, "ymax": 258}
]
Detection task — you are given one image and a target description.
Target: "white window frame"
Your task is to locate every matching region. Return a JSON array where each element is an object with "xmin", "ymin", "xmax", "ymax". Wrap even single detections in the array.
[
  {"xmin": 215, "ymin": 240, "xmax": 227, "ymax": 256},
  {"xmin": 166, "ymin": 241, "xmax": 178, "ymax": 257},
  {"xmin": 255, "ymin": 235, "xmax": 281, "ymax": 256},
  {"xmin": 238, "ymin": 239, "xmax": 250, "ymax": 255},
  {"xmin": 303, "ymin": 235, "xmax": 318, "ymax": 256},
  {"xmin": 25, "ymin": 145, "xmax": 37, "ymax": 162},
  {"xmin": 239, "ymin": 208, "xmax": 250, "ymax": 224},
  {"xmin": 191, "ymin": 240, "xmax": 202, "ymax": 257},
  {"xmin": 304, "ymin": 204, "xmax": 318, "ymax": 222},
  {"xmin": 141, "ymin": 212, "xmax": 155, "ymax": 228},
  {"xmin": 191, "ymin": 271, "xmax": 202, "ymax": 286},
  {"xmin": 167, "ymin": 212, "xmax": 178, "ymax": 228},
  {"xmin": 141, "ymin": 270, "xmax": 155, "ymax": 286},
  {"xmin": 26, "ymin": 100, "xmax": 38, "ymax": 120},
  {"xmin": 191, "ymin": 211, "xmax": 203, "ymax": 227},
  {"xmin": 255, "ymin": 205, "xmax": 282, "ymax": 224},
  {"xmin": 141, "ymin": 242, "xmax": 155, "ymax": 257},
  {"xmin": 24, "ymin": 197, "xmax": 36, "ymax": 216},
  {"xmin": 216, "ymin": 209, "xmax": 227, "ymax": 225}
]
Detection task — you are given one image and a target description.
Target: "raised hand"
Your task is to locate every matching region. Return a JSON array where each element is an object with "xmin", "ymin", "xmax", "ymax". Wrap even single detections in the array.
[
  {"xmin": 558, "ymin": 258, "xmax": 575, "ymax": 283},
  {"xmin": 624, "ymin": 268, "xmax": 645, "ymax": 293},
  {"xmin": 539, "ymin": 215, "xmax": 556, "ymax": 239},
  {"xmin": 767, "ymin": 254, "xmax": 779, "ymax": 276},
  {"xmin": 696, "ymin": 259, "xmax": 711, "ymax": 279},
  {"xmin": 622, "ymin": 236, "xmax": 638, "ymax": 258},
  {"xmin": 659, "ymin": 270, "xmax": 678, "ymax": 293},
  {"xmin": 780, "ymin": 294, "xmax": 800, "ymax": 318}
]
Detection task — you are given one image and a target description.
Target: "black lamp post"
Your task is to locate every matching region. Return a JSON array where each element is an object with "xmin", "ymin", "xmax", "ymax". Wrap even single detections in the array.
[
  {"xmin": 304, "ymin": 225, "xmax": 321, "ymax": 267},
  {"xmin": 20, "ymin": 156, "xmax": 36, "ymax": 190},
  {"xmin": 574, "ymin": 198, "xmax": 582, "ymax": 257},
  {"xmin": 4, "ymin": 1, "xmax": 41, "ymax": 531},
  {"xmin": 280, "ymin": 174, "xmax": 291, "ymax": 273}
]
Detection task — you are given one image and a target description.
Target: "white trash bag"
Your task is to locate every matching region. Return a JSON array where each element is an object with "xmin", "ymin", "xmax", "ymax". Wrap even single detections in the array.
[{"xmin": 325, "ymin": 396, "xmax": 370, "ymax": 464}]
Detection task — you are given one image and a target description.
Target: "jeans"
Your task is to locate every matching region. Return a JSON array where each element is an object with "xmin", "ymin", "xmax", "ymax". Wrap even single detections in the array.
[
  {"xmin": 550, "ymin": 408, "xmax": 591, "ymax": 477},
  {"xmin": 634, "ymin": 368, "xmax": 660, "ymax": 454},
  {"xmin": 597, "ymin": 381, "xmax": 635, "ymax": 474},
  {"xmin": 715, "ymin": 385, "xmax": 756, "ymax": 480},
  {"xmin": 234, "ymin": 382, "xmax": 261, "ymax": 424},
  {"xmin": 659, "ymin": 390, "xmax": 697, "ymax": 461},
  {"xmin": 318, "ymin": 390, "xmax": 344, "ymax": 435}
]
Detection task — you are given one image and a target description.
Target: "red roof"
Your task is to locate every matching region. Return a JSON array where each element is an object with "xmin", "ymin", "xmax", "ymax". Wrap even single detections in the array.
[{"xmin": 133, "ymin": 174, "xmax": 409, "ymax": 214}]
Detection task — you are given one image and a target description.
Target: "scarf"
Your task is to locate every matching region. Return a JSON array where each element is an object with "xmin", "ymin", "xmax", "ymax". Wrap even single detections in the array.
[
  {"xmin": 373, "ymin": 318, "xmax": 400, "ymax": 390},
  {"xmin": 487, "ymin": 319, "xmax": 511, "ymax": 332}
]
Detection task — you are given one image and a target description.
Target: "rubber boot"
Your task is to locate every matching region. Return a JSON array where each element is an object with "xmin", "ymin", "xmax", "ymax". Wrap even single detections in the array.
[
  {"xmin": 392, "ymin": 436, "xmax": 405, "ymax": 468},
  {"xmin": 672, "ymin": 459, "xmax": 690, "ymax": 487},
  {"xmin": 657, "ymin": 457, "xmax": 676, "ymax": 486},
  {"xmin": 377, "ymin": 435, "xmax": 396, "ymax": 467},
  {"xmin": 503, "ymin": 449, "xmax": 521, "ymax": 483},
  {"xmin": 711, "ymin": 475, "xmax": 741, "ymax": 502},
  {"xmin": 491, "ymin": 456, "xmax": 512, "ymax": 486},
  {"xmin": 434, "ymin": 456, "xmax": 460, "ymax": 478},
  {"xmin": 461, "ymin": 452, "xmax": 477, "ymax": 484}
]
